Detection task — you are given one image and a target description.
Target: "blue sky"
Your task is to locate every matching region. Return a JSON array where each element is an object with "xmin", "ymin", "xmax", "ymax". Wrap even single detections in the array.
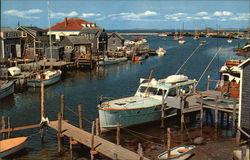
[{"xmin": 1, "ymin": 0, "xmax": 249, "ymax": 30}]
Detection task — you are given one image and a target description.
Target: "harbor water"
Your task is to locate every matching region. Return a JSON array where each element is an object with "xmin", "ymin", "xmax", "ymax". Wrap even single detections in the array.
[{"xmin": 0, "ymin": 33, "xmax": 246, "ymax": 159}]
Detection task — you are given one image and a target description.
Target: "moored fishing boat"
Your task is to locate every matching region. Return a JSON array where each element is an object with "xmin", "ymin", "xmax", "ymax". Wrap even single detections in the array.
[
  {"xmin": 98, "ymin": 74, "xmax": 196, "ymax": 132},
  {"xmin": 215, "ymin": 59, "xmax": 244, "ymax": 98},
  {"xmin": 158, "ymin": 145, "xmax": 195, "ymax": 160},
  {"xmin": 0, "ymin": 80, "xmax": 15, "ymax": 99},
  {"xmin": 98, "ymin": 57, "xmax": 121, "ymax": 66},
  {"xmin": 156, "ymin": 47, "xmax": 166, "ymax": 56},
  {"xmin": 178, "ymin": 39, "xmax": 186, "ymax": 44},
  {"xmin": 0, "ymin": 137, "xmax": 29, "ymax": 158},
  {"xmin": 27, "ymin": 70, "xmax": 62, "ymax": 87},
  {"xmin": 227, "ymin": 39, "xmax": 233, "ymax": 43}
]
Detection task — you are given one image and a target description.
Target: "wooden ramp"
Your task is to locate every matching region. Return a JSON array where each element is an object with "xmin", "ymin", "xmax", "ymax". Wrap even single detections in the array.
[{"xmin": 48, "ymin": 121, "xmax": 150, "ymax": 160}]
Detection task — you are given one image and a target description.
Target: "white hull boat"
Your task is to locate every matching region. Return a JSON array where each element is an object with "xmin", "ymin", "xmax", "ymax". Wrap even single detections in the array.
[
  {"xmin": 98, "ymin": 74, "xmax": 196, "ymax": 132},
  {"xmin": 98, "ymin": 57, "xmax": 121, "ymax": 66},
  {"xmin": 178, "ymin": 39, "xmax": 186, "ymax": 44},
  {"xmin": 156, "ymin": 47, "xmax": 166, "ymax": 56},
  {"xmin": 158, "ymin": 145, "xmax": 195, "ymax": 160}
]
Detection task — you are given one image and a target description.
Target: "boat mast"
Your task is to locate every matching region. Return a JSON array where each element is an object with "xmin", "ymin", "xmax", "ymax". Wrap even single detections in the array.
[{"xmin": 47, "ymin": 0, "xmax": 53, "ymax": 63}]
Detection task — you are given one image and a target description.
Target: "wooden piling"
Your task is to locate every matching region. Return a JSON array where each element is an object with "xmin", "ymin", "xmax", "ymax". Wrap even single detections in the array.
[
  {"xmin": 160, "ymin": 92, "xmax": 165, "ymax": 128},
  {"xmin": 137, "ymin": 143, "xmax": 143, "ymax": 160},
  {"xmin": 40, "ymin": 83, "xmax": 44, "ymax": 118},
  {"xmin": 200, "ymin": 94, "xmax": 204, "ymax": 129},
  {"xmin": 57, "ymin": 112, "xmax": 62, "ymax": 153},
  {"xmin": 206, "ymin": 75, "xmax": 210, "ymax": 91},
  {"xmin": 167, "ymin": 128, "xmax": 171, "ymax": 160},
  {"xmin": 1, "ymin": 116, "xmax": 5, "ymax": 139},
  {"xmin": 95, "ymin": 118, "xmax": 99, "ymax": 136},
  {"xmin": 7, "ymin": 117, "xmax": 10, "ymax": 138},
  {"xmin": 70, "ymin": 136, "xmax": 73, "ymax": 160},
  {"xmin": 220, "ymin": 112, "xmax": 224, "ymax": 128},
  {"xmin": 180, "ymin": 97, "xmax": 184, "ymax": 132},
  {"xmin": 78, "ymin": 104, "xmax": 83, "ymax": 129},
  {"xmin": 215, "ymin": 97, "xmax": 219, "ymax": 130},
  {"xmin": 116, "ymin": 123, "xmax": 120, "ymax": 145},
  {"xmin": 60, "ymin": 94, "xmax": 65, "ymax": 120},
  {"xmin": 91, "ymin": 121, "xmax": 95, "ymax": 160},
  {"xmin": 232, "ymin": 99, "xmax": 236, "ymax": 135}
]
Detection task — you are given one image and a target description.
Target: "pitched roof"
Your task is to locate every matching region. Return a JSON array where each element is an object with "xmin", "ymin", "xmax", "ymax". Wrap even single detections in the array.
[
  {"xmin": 24, "ymin": 26, "xmax": 46, "ymax": 32},
  {"xmin": 1, "ymin": 27, "xmax": 19, "ymax": 32},
  {"xmin": 66, "ymin": 36, "xmax": 91, "ymax": 45},
  {"xmin": 79, "ymin": 28, "xmax": 104, "ymax": 37},
  {"xmin": 108, "ymin": 32, "xmax": 125, "ymax": 41},
  {"xmin": 48, "ymin": 17, "xmax": 97, "ymax": 31}
]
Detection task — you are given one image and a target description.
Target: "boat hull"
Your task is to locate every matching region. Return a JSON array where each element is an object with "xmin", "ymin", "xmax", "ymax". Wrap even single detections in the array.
[
  {"xmin": 99, "ymin": 105, "xmax": 162, "ymax": 131},
  {"xmin": 0, "ymin": 81, "xmax": 14, "ymax": 99},
  {"xmin": 98, "ymin": 59, "xmax": 120, "ymax": 66},
  {"xmin": 27, "ymin": 72, "xmax": 61, "ymax": 87},
  {"xmin": 0, "ymin": 137, "xmax": 28, "ymax": 158}
]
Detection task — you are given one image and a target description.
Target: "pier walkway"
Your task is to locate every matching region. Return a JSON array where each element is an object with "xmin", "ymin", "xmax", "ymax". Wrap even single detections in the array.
[{"xmin": 48, "ymin": 120, "xmax": 149, "ymax": 160}]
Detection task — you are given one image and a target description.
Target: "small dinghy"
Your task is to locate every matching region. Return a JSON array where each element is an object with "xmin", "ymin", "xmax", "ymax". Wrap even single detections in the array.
[
  {"xmin": 158, "ymin": 145, "xmax": 195, "ymax": 160},
  {"xmin": 0, "ymin": 137, "xmax": 29, "ymax": 158}
]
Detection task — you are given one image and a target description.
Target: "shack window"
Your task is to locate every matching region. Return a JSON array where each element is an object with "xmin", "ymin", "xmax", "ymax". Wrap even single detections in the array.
[{"xmin": 113, "ymin": 39, "xmax": 116, "ymax": 44}]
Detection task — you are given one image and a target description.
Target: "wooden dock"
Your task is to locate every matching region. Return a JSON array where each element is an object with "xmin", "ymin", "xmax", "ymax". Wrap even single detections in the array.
[{"xmin": 48, "ymin": 120, "xmax": 149, "ymax": 160}]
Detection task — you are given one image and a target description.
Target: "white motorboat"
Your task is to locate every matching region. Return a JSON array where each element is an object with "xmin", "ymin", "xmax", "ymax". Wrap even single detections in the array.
[
  {"xmin": 156, "ymin": 47, "xmax": 166, "ymax": 56},
  {"xmin": 158, "ymin": 145, "xmax": 196, "ymax": 160},
  {"xmin": 178, "ymin": 39, "xmax": 186, "ymax": 44}
]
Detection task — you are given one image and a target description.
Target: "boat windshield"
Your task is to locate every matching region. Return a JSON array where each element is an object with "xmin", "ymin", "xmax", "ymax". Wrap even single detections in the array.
[{"xmin": 139, "ymin": 87, "xmax": 166, "ymax": 95}]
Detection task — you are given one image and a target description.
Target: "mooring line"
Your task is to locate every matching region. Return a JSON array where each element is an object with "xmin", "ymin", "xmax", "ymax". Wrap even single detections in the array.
[
  {"xmin": 175, "ymin": 44, "xmax": 201, "ymax": 75},
  {"xmin": 197, "ymin": 46, "xmax": 223, "ymax": 85}
]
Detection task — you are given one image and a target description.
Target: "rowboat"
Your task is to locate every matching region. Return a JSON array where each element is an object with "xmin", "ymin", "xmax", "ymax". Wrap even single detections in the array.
[
  {"xmin": 27, "ymin": 70, "xmax": 62, "ymax": 87},
  {"xmin": 0, "ymin": 80, "xmax": 15, "ymax": 99},
  {"xmin": 98, "ymin": 74, "xmax": 196, "ymax": 132},
  {"xmin": 200, "ymin": 41, "xmax": 208, "ymax": 45},
  {"xmin": 158, "ymin": 145, "xmax": 195, "ymax": 160},
  {"xmin": 97, "ymin": 57, "xmax": 121, "ymax": 66},
  {"xmin": 0, "ymin": 137, "xmax": 29, "ymax": 158}
]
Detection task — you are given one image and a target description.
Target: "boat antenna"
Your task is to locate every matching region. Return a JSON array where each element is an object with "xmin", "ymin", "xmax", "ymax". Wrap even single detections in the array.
[
  {"xmin": 47, "ymin": 0, "xmax": 53, "ymax": 64},
  {"xmin": 144, "ymin": 70, "xmax": 153, "ymax": 97}
]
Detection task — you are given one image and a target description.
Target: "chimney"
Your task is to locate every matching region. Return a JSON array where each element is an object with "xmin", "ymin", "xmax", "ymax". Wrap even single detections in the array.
[{"xmin": 64, "ymin": 17, "xmax": 68, "ymax": 26}]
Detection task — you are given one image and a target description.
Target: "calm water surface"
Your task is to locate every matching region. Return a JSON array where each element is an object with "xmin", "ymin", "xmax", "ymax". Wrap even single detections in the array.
[{"xmin": 0, "ymin": 35, "xmax": 246, "ymax": 159}]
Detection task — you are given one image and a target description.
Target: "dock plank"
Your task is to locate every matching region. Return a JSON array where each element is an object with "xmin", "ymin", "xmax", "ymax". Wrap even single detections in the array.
[{"xmin": 48, "ymin": 121, "xmax": 149, "ymax": 160}]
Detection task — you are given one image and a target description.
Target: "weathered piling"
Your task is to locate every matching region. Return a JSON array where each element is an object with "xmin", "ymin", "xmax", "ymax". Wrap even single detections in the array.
[
  {"xmin": 116, "ymin": 123, "xmax": 120, "ymax": 145},
  {"xmin": 70, "ymin": 136, "xmax": 73, "ymax": 160},
  {"xmin": 200, "ymin": 94, "xmax": 204, "ymax": 129},
  {"xmin": 233, "ymin": 99, "xmax": 237, "ymax": 135},
  {"xmin": 7, "ymin": 117, "xmax": 10, "ymax": 138},
  {"xmin": 215, "ymin": 96, "xmax": 219, "ymax": 130},
  {"xmin": 137, "ymin": 143, "xmax": 143, "ymax": 160},
  {"xmin": 40, "ymin": 83, "xmax": 44, "ymax": 118},
  {"xmin": 60, "ymin": 94, "xmax": 65, "ymax": 119},
  {"xmin": 1, "ymin": 116, "xmax": 5, "ymax": 139},
  {"xmin": 57, "ymin": 112, "xmax": 62, "ymax": 153},
  {"xmin": 206, "ymin": 75, "xmax": 211, "ymax": 90},
  {"xmin": 95, "ymin": 118, "xmax": 99, "ymax": 136},
  {"xmin": 78, "ymin": 104, "xmax": 83, "ymax": 129},
  {"xmin": 167, "ymin": 128, "xmax": 171, "ymax": 160},
  {"xmin": 180, "ymin": 97, "xmax": 184, "ymax": 132},
  {"xmin": 161, "ymin": 92, "xmax": 165, "ymax": 128},
  {"xmin": 90, "ymin": 121, "xmax": 95, "ymax": 160}
]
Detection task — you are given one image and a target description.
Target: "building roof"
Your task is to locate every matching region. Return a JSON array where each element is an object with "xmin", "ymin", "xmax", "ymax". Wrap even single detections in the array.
[
  {"xmin": 108, "ymin": 32, "xmax": 125, "ymax": 41},
  {"xmin": 48, "ymin": 17, "xmax": 97, "ymax": 31},
  {"xmin": 79, "ymin": 28, "xmax": 104, "ymax": 37},
  {"xmin": 1, "ymin": 27, "xmax": 19, "ymax": 32},
  {"xmin": 24, "ymin": 26, "xmax": 46, "ymax": 32},
  {"xmin": 66, "ymin": 36, "xmax": 91, "ymax": 45}
]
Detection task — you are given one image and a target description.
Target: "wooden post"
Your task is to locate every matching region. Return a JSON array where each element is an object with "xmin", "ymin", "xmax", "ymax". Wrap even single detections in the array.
[
  {"xmin": 7, "ymin": 117, "xmax": 10, "ymax": 138},
  {"xmin": 215, "ymin": 96, "xmax": 219, "ymax": 130},
  {"xmin": 114, "ymin": 153, "xmax": 118, "ymax": 160},
  {"xmin": 60, "ymin": 94, "xmax": 65, "ymax": 120},
  {"xmin": 95, "ymin": 118, "xmax": 99, "ymax": 136},
  {"xmin": 200, "ymin": 94, "xmax": 204, "ymax": 129},
  {"xmin": 161, "ymin": 91, "xmax": 165, "ymax": 128},
  {"xmin": 167, "ymin": 128, "xmax": 171, "ymax": 160},
  {"xmin": 116, "ymin": 123, "xmax": 120, "ymax": 145},
  {"xmin": 206, "ymin": 75, "xmax": 210, "ymax": 91},
  {"xmin": 180, "ymin": 97, "xmax": 184, "ymax": 132},
  {"xmin": 236, "ymin": 129, "xmax": 241, "ymax": 145},
  {"xmin": 91, "ymin": 121, "xmax": 95, "ymax": 160},
  {"xmin": 220, "ymin": 112, "xmax": 224, "ymax": 128},
  {"xmin": 78, "ymin": 104, "xmax": 83, "ymax": 129},
  {"xmin": 70, "ymin": 136, "xmax": 73, "ymax": 160},
  {"xmin": 137, "ymin": 143, "xmax": 143, "ymax": 160},
  {"xmin": 232, "ymin": 99, "xmax": 236, "ymax": 135},
  {"xmin": 40, "ymin": 83, "xmax": 44, "ymax": 118},
  {"xmin": 1, "ymin": 116, "xmax": 5, "ymax": 139},
  {"xmin": 57, "ymin": 112, "xmax": 62, "ymax": 154}
]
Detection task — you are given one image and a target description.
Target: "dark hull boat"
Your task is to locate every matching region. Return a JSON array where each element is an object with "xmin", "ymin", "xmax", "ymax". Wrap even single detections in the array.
[{"xmin": 0, "ymin": 80, "xmax": 15, "ymax": 99}]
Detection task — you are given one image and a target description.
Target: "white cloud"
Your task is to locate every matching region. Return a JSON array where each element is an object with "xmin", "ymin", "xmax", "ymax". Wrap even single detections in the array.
[
  {"xmin": 165, "ymin": 12, "xmax": 187, "ymax": 21},
  {"xmin": 107, "ymin": 10, "xmax": 158, "ymax": 21},
  {"xmin": 81, "ymin": 13, "xmax": 101, "ymax": 18},
  {"xmin": 3, "ymin": 9, "xmax": 42, "ymax": 19},
  {"xmin": 213, "ymin": 11, "xmax": 233, "ymax": 16},
  {"xmin": 50, "ymin": 11, "xmax": 78, "ymax": 19},
  {"xmin": 196, "ymin": 12, "xmax": 208, "ymax": 16},
  {"xmin": 230, "ymin": 13, "xmax": 250, "ymax": 21}
]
